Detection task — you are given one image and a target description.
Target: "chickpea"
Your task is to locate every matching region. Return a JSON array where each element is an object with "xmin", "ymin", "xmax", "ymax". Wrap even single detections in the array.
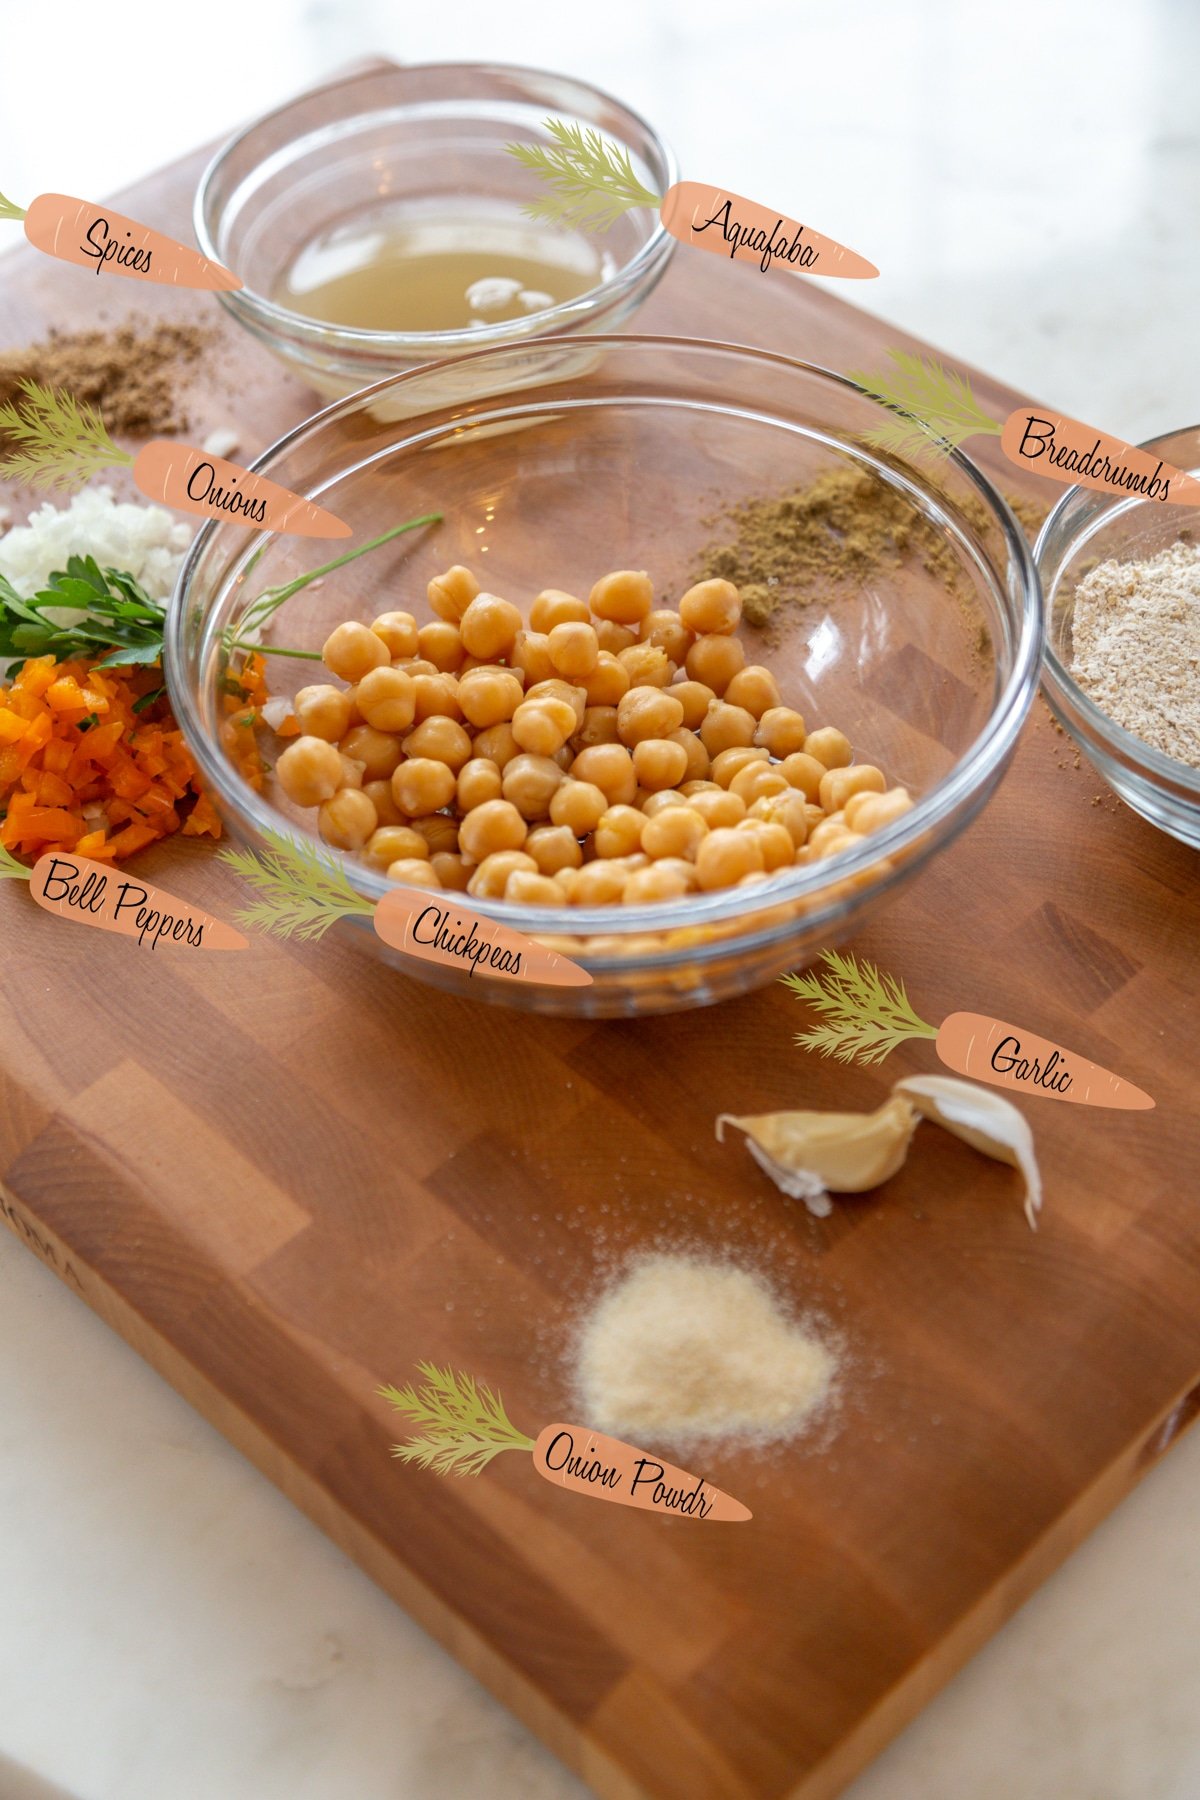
[
  {"xmin": 618, "ymin": 643, "xmax": 674, "ymax": 689},
  {"xmin": 391, "ymin": 757, "xmax": 457, "ymax": 816},
  {"xmin": 594, "ymin": 804, "xmax": 645, "ymax": 859},
  {"xmin": 740, "ymin": 818, "xmax": 795, "ymax": 872},
  {"xmin": 749, "ymin": 789, "xmax": 810, "ymax": 848},
  {"xmin": 459, "ymin": 593, "xmax": 523, "ymax": 659},
  {"xmin": 322, "ymin": 620, "xmax": 390, "ymax": 682},
  {"xmin": 589, "ymin": 569, "xmax": 654, "ymax": 624},
  {"xmin": 755, "ymin": 705, "xmax": 808, "ymax": 758},
  {"xmin": 524, "ymin": 679, "xmax": 586, "ymax": 727},
  {"xmin": 410, "ymin": 813, "xmax": 460, "ymax": 858},
  {"xmin": 819, "ymin": 763, "xmax": 886, "ymax": 813},
  {"xmin": 530, "ymin": 589, "xmax": 590, "ymax": 632},
  {"xmin": 401, "ymin": 716, "xmax": 473, "ymax": 771},
  {"xmin": 458, "ymin": 668, "xmax": 524, "ymax": 730},
  {"xmin": 694, "ymin": 826, "xmax": 764, "ymax": 890},
  {"xmin": 807, "ymin": 820, "xmax": 864, "ymax": 860},
  {"xmin": 700, "ymin": 702, "xmax": 758, "ymax": 757},
  {"xmin": 364, "ymin": 777, "xmax": 405, "ymax": 828},
  {"xmin": 459, "ymin": 799, "xmax": 528, "ymax": 863},
  {"xmin": 624, "ymin": 863, "xmax": 690, "ymax": 904},
  {"xmin": 339, "ymin": 725, "xmax": 403, "ymax": 782},
  {"xmin": 318, "ymin": 786, "xmax": 378, "ymax": 851},
  {"xmin": 411, "ymin": 672, "xmax": 463, "ymax": 723},
  {"xmin": 843, "ymin": 786, "xmax": 914, "ymax": 834},
  {"xmin": 512, "ymin": 629, "xmax": 554, "ymax": 686},
  {"xmin": 570, "ymin": 743, "xmax": 637, "ymax": 806},
  {"xmin": 775, "ymin": 751, "xmax": 825, "ymax": 800},
  {"xmin": 640, "ymin": 609, "xmax": 692, "ymax": 664},
  {"xmin": 468, "ymin": 848, "xmax": 537, "ymax": 899},
  {"xmin": 394, "ymin": 658, "xmax": 437, "ymax": 679},
  {"xmin": 668, "ymin": 726, "xmax": 709, "ymax": 784},
  {"xmin": 427, "ymin": 564, "xmax": 480, "ymax": 622},
  {"xmin": 386, "ymin": 857, "xmax": 443, "ymax": 890},
  {"xmin": 688, "ymin": 787, "xmax": 747, "ymax": 828},
  {"xmin": 730, "ymin": 763, "xmax": 789, "ymax": 806},
  {"xmin": 356, "ymin": 665, "xmax": 416, "ymax": 733},
  {"xmin": 640, "ymin": 789, "xmax": 689, "ymax": 817},
  {"xmin": 548, "ymin": 620, "xmax": 599, "ymax": 678},
  {"xmin": 804, "ymin": 726, "xmax": 853, "ymax": 770},
  {"xmin": 553, "ymin": 867, "xmax": 581, "ymax": 902},
  {"xmin": 337, "ymin": 753, "xmax": 365, "ymax": 790},
  {"xmin": 549, "ymin": 779, "xmax": 609, "ymax": 836},
  {"xmin": 575, "ymin": 704, "xmax": 620, "ymax": 748},
  {"xmin": 501, "ymin": 753, "xmax": 564, "ymax": 820},
  {"xmin": 678, "ymin": 578, "xmax": 741, "ymax": 635},
  {"xmin": 582, "ymin": 651, "xmax": 630, "ymax": 707},
  {"xmin": 431, "ymin": 851, "xmax": 473, "ymax": 891},
  {"xmin": 363, "ymin": 824, "xmax": 430, "ymax": 869},
  {"xmin": 455, "ymin": 757, "xmax": 504, "ymax": 813},
  {"xmin": 293, "ymin": 684, "xmax": 354, "ymax": 743},
  {"xmin": 512, "ymin": 696, "xmax": 578, "ymax": 757},
  {"xmin": 632, "ymin": 737, "xmax": 689, "ymax": 792},
  {"xmin": 418, "ymin": 620, "xmax": 465, "ymax": 672},
  {"xmin": 472, "ymin": 722, "xmax": 521, "ymax": 770},
  {"xmin": 525, "ymin": 824, "xmax": 584, "ymax": 876},
  {"xmin": 642, "ymin": 804, "xmax": 707, "ymax": 861},
  {"xmin": 617, "ymin": 685, "xmax": 685, "ymax": 746},
  {"xmin": 593, "ymin": 619, "xmax": 638, "ymax": 655},
  {"xmin": 804, "ymin": 801, "xmax": 825, "ymax": 834},
  {"xmin": 686, "ymin": 632, "xmax": 745, "ymax": 694},
  {"xmin": 724, "ymin": 664, "xmax": 782, "ymax": 718},
  {"xmin": 506, "ymin": 870, "xmax": 568, "ymax": 906},
  {"xmin": 371, "ymin": 610, "xmax": 420, "ymax": 659},
  {"xmin": 571, "ymin": 860, "xmax": 629, "ymax": 905},
  {"xmin": 710, "ymin": 746, "xmax": 768, "ymax": 787},
  {"xmin": 671, "ymin": 679, "xmax": 717, "ymax": 730}
]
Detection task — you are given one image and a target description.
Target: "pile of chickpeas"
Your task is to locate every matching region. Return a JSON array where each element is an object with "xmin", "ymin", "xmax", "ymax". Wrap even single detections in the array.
[{"xmin": 272, "ymin": 567, "xmax": 913, "ymax": 907}]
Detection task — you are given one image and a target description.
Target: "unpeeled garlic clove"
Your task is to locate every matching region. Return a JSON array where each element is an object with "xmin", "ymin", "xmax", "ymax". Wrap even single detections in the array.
[
  {"xmin": 893, "ymin": 1075, "xmax": 1042, "ymax": 1230},
  {"xmin": 717, "ymin": 1096, "xmax": 918, "ymax": 1218}
]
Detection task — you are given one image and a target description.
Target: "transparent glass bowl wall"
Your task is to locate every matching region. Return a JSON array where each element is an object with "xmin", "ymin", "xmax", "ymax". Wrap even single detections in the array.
[
  {"xmin": 195, "ymin": 63, "xmax": 677, "ymax": 398},
  {"xmin": 167, "ymin": 336, "xmax": 1043, "ymax": 1017}
]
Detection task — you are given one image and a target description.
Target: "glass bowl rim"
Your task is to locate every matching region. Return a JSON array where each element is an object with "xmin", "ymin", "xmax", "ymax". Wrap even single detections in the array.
[
  {"xmin": 193, "ymin": 58, "xmax": 679, "ymax": 356},
  {"xmin": 1035, "ymin": 422, "xmax": 1200, "ymax": 798},
  {"xmin": 165, "ymin": 331, "xmax": 1044, "ymax": 941}
]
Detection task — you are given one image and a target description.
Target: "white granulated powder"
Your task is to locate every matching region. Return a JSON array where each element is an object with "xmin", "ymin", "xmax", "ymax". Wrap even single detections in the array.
[
  {"xmin": 572, "ymin": 1254, "xmax": 836, "ymax": 1450},
  {"xmin": 1071, "ymin": 540, "xmax": 1200, "ymax": 767}
]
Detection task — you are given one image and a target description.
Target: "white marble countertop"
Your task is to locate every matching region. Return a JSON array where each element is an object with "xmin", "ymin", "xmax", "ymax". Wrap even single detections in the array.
[{"xmin": 3, "ymin": 3, "xmax": 1199, "ymax": 1796}]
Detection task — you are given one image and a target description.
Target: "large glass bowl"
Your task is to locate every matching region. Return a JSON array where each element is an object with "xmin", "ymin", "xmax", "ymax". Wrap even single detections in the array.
[
  {"xmin": 166, "ymin": 336, "xmax": 1042, "ymax": 1017},
  {"xmin": 194, "ymin": 63, "xmax": 675, "ymax": 399},
  {"xmin": 1036, "ymin": 423, "xmax": 1200, "ymax": 848}
]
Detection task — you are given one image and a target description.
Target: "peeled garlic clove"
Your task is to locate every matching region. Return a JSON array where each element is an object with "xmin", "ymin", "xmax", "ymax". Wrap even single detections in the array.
[
  {"xmin": 717, "ymin": 1096, "xmax": 918, "ymax": 1217},
  {"xmin": 893, "ymin": 1074, "xmax": 1042, "ymax": 1230}
]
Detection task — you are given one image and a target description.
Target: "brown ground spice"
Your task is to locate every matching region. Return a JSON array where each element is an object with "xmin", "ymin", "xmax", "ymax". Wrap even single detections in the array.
[
  {"xmin": 692, "ymin": 467, "xmax": 1047, "ymax": 638},
  {"xmin": 0, "ymin": 320, "xmax": 211, "ymax": 443}
]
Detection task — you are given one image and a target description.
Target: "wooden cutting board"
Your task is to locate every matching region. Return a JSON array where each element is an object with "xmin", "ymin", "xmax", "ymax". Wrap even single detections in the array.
[{"xmin": 2, "ymin": 77, "xmax": 1199, "ymax": 1800}]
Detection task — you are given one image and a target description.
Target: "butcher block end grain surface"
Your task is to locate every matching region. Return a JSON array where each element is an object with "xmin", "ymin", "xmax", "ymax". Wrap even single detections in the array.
[{"xmin": 2, "ymin": 73, "xmax": 1199, "ymax": 1800}]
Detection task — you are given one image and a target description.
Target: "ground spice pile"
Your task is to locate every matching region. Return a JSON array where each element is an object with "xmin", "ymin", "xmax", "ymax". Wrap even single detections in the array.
[
  {"xmin": 692, "ymin": 467, "xmax": 1046, "ymax": 637},
  {"xmin": 0, "ymin": 320, "xmax": 210, "ymax": 442},
  {"xmin": 1071, "ymin": 539, "xmax": 1200, "ymax": 768},
  {"xmin": 572, "ymin": 1253, "xmax": 836, "ymax": 1449}
]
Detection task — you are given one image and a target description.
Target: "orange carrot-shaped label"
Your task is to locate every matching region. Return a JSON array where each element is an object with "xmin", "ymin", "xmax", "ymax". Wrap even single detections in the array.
[
  {"xmin": 29, "ymin": 852, "xmax": 247, "ymax": 950},
  {"xmin": 660, "ymin": 182, "xmax": 879, "ymax": 279},
  {"xmin": 131, "ymin": 442, "xmax": 350, "ymax": 538},
  {"xmin": 19, "ymin": 193, "xmax": 240, "ymax": 290},
  {"xmin": 532, "ymin": 1424, "xmax": 752, "ymax": 1521},
  {"xmin": 934, "ymin": 1013, "xmax": 1154, "ymax": 1109},
  {"xmin": 373, "ymin": 889, "xmax": 591, "ymax": 986},
  {"xmin": 1000, "ymin": 409, "xmax": 1200, "ymax": 506}
]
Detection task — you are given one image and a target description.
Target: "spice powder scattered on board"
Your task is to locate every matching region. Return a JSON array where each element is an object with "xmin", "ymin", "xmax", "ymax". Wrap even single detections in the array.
[
  {"xmin": 572, "ymin": 1253, "xmax": 837, "ymax": 1449},
  {"xmin": 691, "ymin": 466, "xmax": 1047, "ymax": 640},
  {"xmin": 0, "ymin": 320, "xmax": 211, "ymax": 443}
]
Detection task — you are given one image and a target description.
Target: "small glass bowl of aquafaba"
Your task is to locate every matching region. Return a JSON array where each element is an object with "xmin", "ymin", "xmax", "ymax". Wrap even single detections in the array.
[{"xmin": 167, "ymin": 335, "xmax": 1043, "ymax": 1018}]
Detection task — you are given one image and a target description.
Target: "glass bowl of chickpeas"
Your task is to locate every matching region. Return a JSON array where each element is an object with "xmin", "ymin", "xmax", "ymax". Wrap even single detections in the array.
[{"xmin": 167, "ymin": 335, "xmax": 1042, "ymax": 1016}]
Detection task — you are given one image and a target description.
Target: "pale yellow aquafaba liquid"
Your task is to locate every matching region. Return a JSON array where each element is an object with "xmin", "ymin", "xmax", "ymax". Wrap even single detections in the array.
[{"xmin": 275, "ymin": 198, "xmax": 613, "ymax": 334}]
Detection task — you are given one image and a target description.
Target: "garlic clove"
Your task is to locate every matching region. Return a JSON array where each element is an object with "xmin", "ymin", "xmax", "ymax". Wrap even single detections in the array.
[
  {"xmin": 717, "ymin": 1096, "xmax": 918, "ymax": 1217},
  {"xmin": 893, "ymin": 1075, "xmax": 1042, "ymax": 1230}
]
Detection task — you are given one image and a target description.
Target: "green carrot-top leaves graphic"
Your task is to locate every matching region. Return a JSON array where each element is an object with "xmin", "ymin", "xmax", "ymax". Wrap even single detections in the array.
[
  {"xmin": 505, "ymin": 118, "xmax": 662, "ymax": 233},
  {"xmin": 380, "ymin": 1364, "xmax": 536, "ymax": 1477},
  {"xmin": 846, "ymin": 350, "xmax": 1003, "ymax": 463},
  {"xmin": 220, "ymin": 828, "xmax": 373, "ymax": 943},
  {"xmin": 0, "ymin": 380, "xmax": 128, "ymax": 493},
  {"xmin": 782, "ymin": 949, "xmax": 938, "ymax": 1064}
]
